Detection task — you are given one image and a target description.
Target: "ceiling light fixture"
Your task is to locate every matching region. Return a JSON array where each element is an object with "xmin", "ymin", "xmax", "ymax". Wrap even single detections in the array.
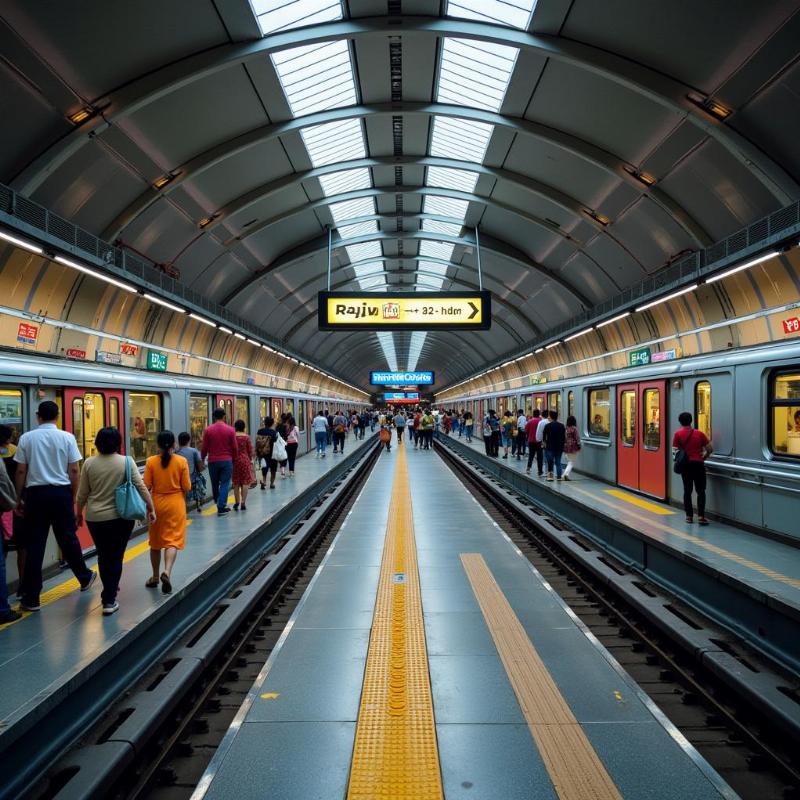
[
  {"xmin": 153, "ymin": 172, "xmax": 179, "ymax": 190},
  {"xmin": 68, "ymin": 107, "xmax": 93, "ymax": 124},
  {"xmin": 534, "ymin": 347, "xmax": 544, "ymax": 354},
  {"xmin": 0, "ymin": 230, "xmax": 43, "ymax": 254},
  {"xmin": 218, "ymin": 326, "xmax": 233, "ymax": 334},
  {"xmin": 246, "ymin": 338, "xmax": 260, "ymax": 346},
  {"xmin": 233, "ymin": 332, "xmax": 246, "ymax": 340},
  {"xmin": 624, "ymin": 166, "xmax": 656, "ymax": 186},
  {"xmin": 564, "ymin": 327, "xmax": 594, "ymax": 342},
  {"xmin": 635, "ymin": 284, "xmax": 698, "ymax": 312},
  {"xmin": 143, "ymin": 293, "xmax": 185, "ymax": 313},
  {"xmin": 596, "ymin": 311, "xmax": 631, "ymax": 328},
  {"xmin": 188, "ymin": 312, "xmax": 216, "ymax": 326},
  {"xmin": 55, "ymin": 255, "xmax": 136, "ymax": 292},
  {"xmin": 705, "ymin": 251, "xmax": 779, "ymax": 284},
  {"xmin": 583, "ymin": 209, "xmax": 611, "ymax": 226},
  {"xmin": 545, "ymin": 341, "xmax": 561, "ymax": 349}
]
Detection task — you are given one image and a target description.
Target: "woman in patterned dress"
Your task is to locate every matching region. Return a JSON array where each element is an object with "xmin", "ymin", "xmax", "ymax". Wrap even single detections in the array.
[{"xmin": 232, "ymin": 419, "xmax": 255, "ymax": 511}]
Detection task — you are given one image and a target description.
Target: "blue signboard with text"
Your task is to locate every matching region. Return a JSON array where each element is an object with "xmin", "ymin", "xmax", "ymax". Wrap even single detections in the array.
[{"xmin": 371, "ymin": 371, "xmax": 434, "ymax": 385}]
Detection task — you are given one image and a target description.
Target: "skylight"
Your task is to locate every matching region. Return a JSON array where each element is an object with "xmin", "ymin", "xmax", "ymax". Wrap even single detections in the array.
[
  {"xmin": 318, "ymin": 168, "xmax": 372, "ymax": 196},
  {"xmin": 338, "ymin": 221, "xmax": 379, "ymax": 239},
  {"xmin": 272, "ymin": 40, "xmax": 356, "ymax": 115},
  {"xmin": 445, "ymin": 0, "xmax": 535, "ymax": 30},
  {"xmin": 407, "ymin": 331, "xmax": 427, "ymax": 370},
  {"xmin": 422, "ymin": 219, "xmax": 463, "ymax": 237},
  {"xmin": 419, "ymin": 240, "xmax": 457, "ymax": 261},
  {"xmin": 437, "ymin": 38, "xmax": 520, "ymax": 113},
  {"xmin": 301, "ymin": 119, "xmax": 366, "ymax": 167},
  {"xmin": 376, "ymin": 332, "xmax": 398, "ymax": 372},
  {"xmin": 345, "ymin": 241, "xmax": 382, "ymax": 263},
  {"xmin": 426, "ymin": 166, "xmax": 478, "ymax": 194},
  {"xmin": 423, "ymin": 195, "xmax": 469, "ymax": 220},
  {"xmin": 329, "ymin": 197, "xmax": 375, "ymax": 221},
  {"xmin": 253, "ymin": 0, "xmax": 343, "ymax": 35},
  {"xmin": 430, "ymin": 117, "xmax": 493, "ymax": 163}
]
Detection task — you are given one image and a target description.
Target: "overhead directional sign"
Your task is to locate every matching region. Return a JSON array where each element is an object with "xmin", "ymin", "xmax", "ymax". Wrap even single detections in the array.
[
  {"xmin": 371, "ymin": 371, "xmax": 434, "ymax": 386},
  {"xmin": 383, "ymin": 392, "xmax": 420, "ymax": 401},
  {"xmin": 318, "ymin": 291, "xmax": 491, "ymax": 331}
]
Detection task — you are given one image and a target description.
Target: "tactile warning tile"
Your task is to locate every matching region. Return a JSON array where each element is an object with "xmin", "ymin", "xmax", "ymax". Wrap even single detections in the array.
[{"xmin": 347, "ymin": 446, "xmax": 444, "ymax": 799}]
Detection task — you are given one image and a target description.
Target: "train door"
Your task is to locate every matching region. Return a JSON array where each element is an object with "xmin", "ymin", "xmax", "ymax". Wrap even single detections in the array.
[
  {"xmin": 616, "ymin": 380, "xmax": 666, "ymax": 499},
  {"xmin": 271, "ymin": 397, "xmax": 283, "ymax": 420},
  {"xmin": 215, "ymin": 394, "xmax": 234, "ymax": 422},
  {"xmin": 532, "ymin": 392, "xmax": 546, "ymax": 413}
]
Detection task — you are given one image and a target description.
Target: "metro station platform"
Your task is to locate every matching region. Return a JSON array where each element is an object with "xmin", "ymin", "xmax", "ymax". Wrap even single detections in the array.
[
  {"xmin": 194, "ymin": 445, "xmax": 734, "ymax": 800},
  {"xmin": 0, "ymin": 435, "xmax": 371, "ymax": 789}
]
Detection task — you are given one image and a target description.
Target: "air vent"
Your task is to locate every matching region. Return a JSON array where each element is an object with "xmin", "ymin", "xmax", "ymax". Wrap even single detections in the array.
[
  {"xmin": 388, "ymin": 0, "xmax": 402, "ymax": 16},
  {"xmin": 390, "ymin": 43, "xmax": 402, "ymax": 103},
  {"xmin": 392, "ymin": 115, "xmax": 403, "ymax": 156},
  {"xmin": 394, "ymin": 166, "xmax": 403, "ymax": 186}
]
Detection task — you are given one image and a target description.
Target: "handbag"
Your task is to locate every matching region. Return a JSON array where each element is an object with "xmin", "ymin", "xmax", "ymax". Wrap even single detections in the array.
[
  {"xmin": 272, "ymin": 433, "xmax": 288, "ymax": 462},
  {"xmin": 116, "ymin": 456, "xmax": 148, "ymax": 520},
  {"xmin": 672, "ymin": 430, "xmax": 693, "ymax": 475}
]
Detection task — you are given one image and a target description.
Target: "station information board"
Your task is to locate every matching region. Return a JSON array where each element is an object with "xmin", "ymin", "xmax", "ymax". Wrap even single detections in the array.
[
  {"xmin": 371, "ymin": 371, "xmax": 434, "ymax": 386},
  {"xmin": 319, "ymin": 291, "xmax": 491, "ymax": 331},
  {"xmin": 383, "ymin": 392, "xmax": 420, "ymax": 401}
]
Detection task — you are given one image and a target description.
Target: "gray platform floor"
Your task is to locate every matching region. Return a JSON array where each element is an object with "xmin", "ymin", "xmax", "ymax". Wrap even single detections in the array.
[
  {"xmin": 0, "ymin": 434, "xmax": 370, "ymax": 732},
  {"xmin": 195, "ymin": 445, "xmax": 734, "ymax": 800},
  {"xmin": 452, "ymin": 433, "xmax": 800, "ymax": 611}
]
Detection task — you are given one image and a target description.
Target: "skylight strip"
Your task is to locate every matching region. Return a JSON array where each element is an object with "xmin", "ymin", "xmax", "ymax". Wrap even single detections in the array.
[
  {"xmin": 318, "ymin": 168, "xmax": 372, "ymax": 196},
  {"xmin": 429, "ymin": 117, "xmax": 493, "ymax": 163},
  {"xmin": 329, "ymin": 197, "xmax": 376, "ymax": 222},
  {"xmin": 345, "ymin": 241, "xmax": 382, "ymax": 262},
  {"xmin": 376, "ymin": 332, "xmax": 398, "ymax": 372},
  {"xmin": 423, "ymin": 196, "xmax": 469, "ymax": 219},
  {"xmin": 426, "ymin": 166, "xmax": 478, "ymax": 193},
  {"xmin": 253, "ymin": 0, "xmax": 343, "ymax": 35},
  {"xmin": 422, "ymin": 219, "xmax": 463, "ymax": 237},
  {"xmin": 338, "ymin": 221, "xmax": 379, "ymax": 239},
  {"xmin": 418, "ymin": 260, "xmax": 449, "ymax": 276},
  {"xmin": 407, "ymin": 331, "xmax": 427, "ymax": 371},
  {"xmin": 419, "ymin": 240, "xmax": 456, "ymax": 260},
  {"xmin": 445, "ymin": 0, "xmax": 535, "ymax": 30}
]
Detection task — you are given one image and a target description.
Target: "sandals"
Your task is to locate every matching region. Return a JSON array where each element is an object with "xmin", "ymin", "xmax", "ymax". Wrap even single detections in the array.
[
  {"xmin": 145, "ymin": 577, "xmax": 159, "ymax": 589},
  {"xmin": 160, "ymin": 572, "xmax": 172, "ymax": 595}
]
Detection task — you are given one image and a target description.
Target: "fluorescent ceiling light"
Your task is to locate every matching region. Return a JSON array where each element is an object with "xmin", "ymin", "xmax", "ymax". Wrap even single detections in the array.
[
  {"xmin": 271, "ymin": 39, "xmax": 355, "ymax": 116},
  {"xmin": 423, "ymin": 195, "xmax": 469, "ymax": 220},
  {"xmin": 422, "ymin": 219, "xmax": 463, "ymax": 237},
  {"xmin": 218, "ymin": 325, "xmax": 233, "ymax": 334},
  {"xmin": 564, "ymin": 327, "xmax": 593, "ymax": 342},
  {"xmin": 253, "ymin": 0, "xmax": 342, "ymax": 35},
  {"xmin": 426, "ymin": 166, "xmax": 478, "ymax": 194},
  {"xmin": 318, "ymin": 168, "xmax": 371, "ymax": 196},
  {"xmin": 301, "ymin": 119, "xmax": 366, "ymax": 167},
  {"xmin": 188, "ymin": 313, "xmax": 216, "ymax": 326},
  {"xmin": 54, "ymin": 255, "xmax": 136, "ymax": 292},
  {"xmin": 233, "ymin": 332, "xmax": 247, "ymax": 340},
  {"xmin": 635, "ymin": 284, "xmax": 698, "ymax": 312},
  {"xmin": 437, "ymin": 38, "xmax": 520, "ymax": 113},
  {"xmin": 446, "ymin": 0, "xmax": 535, "ymax": 29},
  {"xmin": 705, "ymin": 251, "xmax": 778, "ymax": 284},
  {"xmin": 545, "ymin": 341, "xmax": 561, "ymax": 349},
  {"xmin": 430, "ymin": 117, "xmax": 493, "ymax": 163},
  {"xmin": 247, "ymin": 338, "xmax": 261, "ymax": 346},
  {"xmin": 143, "ymin": 293, "xmax": 185, "ymax": 313},
  {"xmin": 596, "ymin": 311, "xmax": 631, "ymax": 328},
  {"xmin": 0, "ymin": 230, "xmax": 43, "ymax": 254}
]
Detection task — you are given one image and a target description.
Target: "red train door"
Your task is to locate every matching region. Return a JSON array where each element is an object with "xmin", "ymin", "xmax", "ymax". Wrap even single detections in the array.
[
  {"xmin": 215, "ymin": 394, "xmax": 234, "ymax": 422},
  {"xmin": 64, "ymin": 388, "xmax": 125, "ymax": 549},
  {"xmin": 616, "ymin": 381, "xmax": 667, "ymax": 499}
]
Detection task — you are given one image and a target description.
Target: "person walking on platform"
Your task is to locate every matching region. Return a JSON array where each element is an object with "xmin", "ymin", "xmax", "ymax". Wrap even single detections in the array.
[
  {"xmin": 232, "ymin": 420, "xmax": 255, "ymax": 511},
  {"xmin": 516, "ymin": 409, "xmax": 528, "ymax": 460},
  {"xmin": 543, "ymin": 410, "xmax": 566, "ymax": 481},
  {"xmin": 0, "ymin": 459, "xmax": 21, "ymax": 623},
  {"xmin": 13, "ymin": 401, "xmax": 96, "ymax": 612},
  {"xmin": 144, "ymin": 431, "xmax": 191, "ymax": 594},
  {"xmin": 463, "ymin": 411, "xmax": 474, "ymax": 442},
  {"xmin": 325, "ymin": 410, "xmax": 334, "ymax": 445},
  {"xmin": 525, "ymin": 409, "xmax": 544, "ymax": 476},
  {"xmin": 332, "ymin": 410, "xmax": 348, "ymax": 454},
  {"xmin": 77, "ymin": 427, "xmax": 155, "ymax": 615},
  {"xmin": 312, "ymin": 410, "xmax": 328, "ymax": 457},
  {"xmin": 200, "ymin": 408, "xmax": 237, "ymax": 517},
  {"xmin": 535, "ymin": 409, "xmax": 550, "ymax": 476},
  {"xmin": 501, "ymin": 410, "xmax": 514, "ymax": 458},
  {"xmin": 673, "ymin": 412, "xmax": 713, "ymax": 525},
  {"xmin": 256, "ymin": 417, "xmax": 278, "ymax": 488},
  {"xmin": 393, "ymin": 411, "xmax": 406, "ymax": 445},
  {"xmin": 420, "ymin": 409, "xmax": 435, "ymax": 450},
  {"xmin": 0, "ymin": 424, "xmax": 26, "ymax": 596},
  {"xmin": 359, "ymin": 411, "xmax": 368, "ymax": 440},
  {"xmin": 482, "ymin": 411, "xmax": 494, "ymax": 456},
  {"xmin": 285, "ymin": 415, "xmax": 300, "ymax": 476},
  {"xmin": 562, "ymin": 416, "xmax": 581, "ymax": 481},
  {"xmin": 177, "ymin": 432, "xmax": 205, "ymax": 509}
]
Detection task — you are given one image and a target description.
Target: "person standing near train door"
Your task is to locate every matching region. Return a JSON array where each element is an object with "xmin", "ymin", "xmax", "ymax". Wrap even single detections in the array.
[
  {"xmin": 201, "ymin": 408, "xmax": 237, "ymax": 517},
  {"xmin": 672, "ymin": 412, "xmax": 712, "ymax": 525},
  {"xmin": 13, "ymin": 401, "xmax": 97, "ymax": 612}
]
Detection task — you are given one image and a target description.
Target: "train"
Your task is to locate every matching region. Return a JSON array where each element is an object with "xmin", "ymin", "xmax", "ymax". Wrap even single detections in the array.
[
  {"xmin": 0, "ymin": 349, "xmax": 369, "ymax": 581},
  {"xmin": 441, "ymin": 339, "xmax": 800, "ymax": 545}
]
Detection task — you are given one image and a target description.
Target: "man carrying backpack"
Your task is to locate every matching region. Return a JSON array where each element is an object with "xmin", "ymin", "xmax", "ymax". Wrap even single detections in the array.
[{"xmin": 672, "ymin": 412, "xmax": 712, "ymax": 525}]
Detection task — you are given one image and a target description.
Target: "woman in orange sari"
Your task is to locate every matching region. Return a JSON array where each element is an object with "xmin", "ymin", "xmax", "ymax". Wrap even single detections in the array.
[{"xmin": 144, "ymin": 431, "xmax": 191, "ymax": 594}]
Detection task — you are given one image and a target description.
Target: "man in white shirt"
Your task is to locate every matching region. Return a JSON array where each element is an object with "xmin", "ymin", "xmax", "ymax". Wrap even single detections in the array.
[
  {"xmin": 516, "ymin": 410, "xmax": 528, "ymax": 461},
  {"xmin": 13, "ymin": 401, "xmax": 96, "ymax": 611}
]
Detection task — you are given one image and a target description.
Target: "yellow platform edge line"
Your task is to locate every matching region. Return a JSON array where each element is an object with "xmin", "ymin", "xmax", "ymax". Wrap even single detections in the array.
[
  {"xmin": 604, "ymin": 488, "xmax": 675, "ymax": 515},
  {"xmin": 461, "ymin": 553, "xmax": 623, "ymax": 800},
  {"xmin": 347, "ymin": 446, "xmax": 444, "ymax": 800}
]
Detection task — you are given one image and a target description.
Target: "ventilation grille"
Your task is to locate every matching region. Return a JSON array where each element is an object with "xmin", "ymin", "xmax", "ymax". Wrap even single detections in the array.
[
  {"xmin": 394, "ymin": 166, "xmax": 403, "ymax": 186},
  {"xmin": 392, "ymin": 115, "xmax": 403, "ymax": 156},
  {"xmin": 390, "ymin": 42, "xmax": 402, "ymax": 103}
]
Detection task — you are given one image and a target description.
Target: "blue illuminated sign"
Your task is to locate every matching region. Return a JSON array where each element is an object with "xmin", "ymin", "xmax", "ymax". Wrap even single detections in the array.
[
  {"xmin": 371, "ymin": 371, "xmax": 434, "ymax": 385},
  {"xmin": 383, "ymin": 392, "xmax": 420, "ymax": 401}
]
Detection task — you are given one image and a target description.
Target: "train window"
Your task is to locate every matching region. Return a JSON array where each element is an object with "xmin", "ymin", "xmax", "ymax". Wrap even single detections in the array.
[
  {"xmin": 770, "ymin": 371, "xmax": 800, "ymax": 457},
  {"xmin": 620, "ymin": 390, "xmax": 635, "ymax": 446},
  {"xmin": 588, "ymin": 389, "xmax": 610, "ymax": 437},
  {"xmin": 235, "ymin": 397, "xmax": 249, "ymax": 427},
  {"xmin": 524, "ymin": 395, "xmax": 532, "ymax": 416},
  {"xmin": 129, "ymin": 393, "xmax": 162, "ymax": 461},
  {"xmin": 72, "ymin": 398, "xmax": 84, "ymax": 458},
  {"xmin": 73, "ymin": 393, "xmax": 105, "ymax": 459},
  {"xmin": 272, "ymin": 399, "xmax": 281, "ymax": 420},
  {"xmin": 109, "ymin": 397, "xmax": 119, "ymax": 430},
  {"xmin": 297, "ymin": 400, "xmax": 305, "ymax": 431},
  {"xmin": 189, "ymin": 394, "xmax": 210, "ymax": 448},
  {"xmin": 695, "ymin": 382, "xmax": 711, "ymax": 440},
  {"xmin": 285, "ymin": 398, "xmax": 294, "ymax": 417},
  {"xmin": 567, "ymin": 391, "xmax": 574, "ymax": 419},
  {"xmin": 259, "ymin": 398, "xmax": 268, "ymax": 425},
  {"xmin": 0, "ymin": 388, "xmax": 24, "ymax": 443},
  {"xmin": 548, "ymin": 392, "xmax": 560, "ymax": 415},
  {"xmin": 643, "ymin": 389, "xmax": 661, "ymax": 450}
]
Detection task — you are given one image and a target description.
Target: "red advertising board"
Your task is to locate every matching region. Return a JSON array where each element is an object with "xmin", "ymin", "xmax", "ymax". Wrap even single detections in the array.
[
  {"xmin": 65, "ymin": 348, "xmax": 86, "ymax": 359},
  {"xmin": 16, "ymin": 322, "xmax": 38, "ymax": 344},
  {"xmin": 120, "ymin": 343, "xmax": 139, "ymax": 356},
  {"xmin": 782, "ymin": 316, "xmax": 800, "ymax": 335}
]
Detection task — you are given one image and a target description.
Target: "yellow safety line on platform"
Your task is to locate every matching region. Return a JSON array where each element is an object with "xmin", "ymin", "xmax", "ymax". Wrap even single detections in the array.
[
  {"xmin": 570, "ymin": 485, "xmax": 800, "ymax": 590},
  {"xmin": 604, "ymin": 489, "xmax": 675, "ymax": 515},
  {"xmin": 461, "ymin": 553, "xmax": 623, "ymax": 800},
  {"xmin": 347, "ymin": 445, "xmax": 444, "ymax": 800},
  {"xmin": 201, "ymin": 493, "xmax": 235, "ymax": 516}
]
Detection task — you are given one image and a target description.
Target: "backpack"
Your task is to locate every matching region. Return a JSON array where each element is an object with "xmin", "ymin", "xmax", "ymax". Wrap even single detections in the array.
[{"xmin": 673, "ymin": 429, "xmax": 695, "ymax": 475}]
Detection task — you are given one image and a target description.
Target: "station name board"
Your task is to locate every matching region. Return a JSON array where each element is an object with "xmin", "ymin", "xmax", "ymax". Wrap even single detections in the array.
[
  {"xmin": 371, "ymin": 371, "xmax": 434, "ymax": 386},
  {"xmin": 319, "ymin": 292, "xmax": 491, "ymax": 331},
  {"xmin": 383, "ymin": 392, "xmax": 420, "ymax": 401}
]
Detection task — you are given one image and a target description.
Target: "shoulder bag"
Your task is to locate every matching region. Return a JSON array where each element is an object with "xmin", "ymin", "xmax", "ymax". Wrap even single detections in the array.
[
  {"xmin": 116, "ymin": 456, "xmax": 147, "ymax": 520},
  {"xmin": 272, "ymin": 433, "xmax": 288, "ymax": 462},
  {"xmin": 672, "ymin": 429, "xmax": 694, "ymax": 475}
]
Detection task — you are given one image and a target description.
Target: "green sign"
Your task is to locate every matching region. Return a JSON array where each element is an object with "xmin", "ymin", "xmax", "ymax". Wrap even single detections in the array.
[
  {"xmin": 146, "ymin": 350, "xmax": 168, "ymax": 372},
  {"xmin": 629, "ymin": 347, "xmax": 651, "ymax": 367}
]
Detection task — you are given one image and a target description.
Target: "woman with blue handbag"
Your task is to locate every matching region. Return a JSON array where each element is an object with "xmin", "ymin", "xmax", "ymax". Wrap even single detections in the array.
[{"xmin": 77, "ymin": 427, "xmax": 155, "ymax": 616}]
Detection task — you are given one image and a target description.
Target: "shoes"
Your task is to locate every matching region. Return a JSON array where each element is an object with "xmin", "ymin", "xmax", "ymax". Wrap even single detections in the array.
[
  {"xmin": 19, "ymin": 602, "xmax": 40, "ymax": 612},
  {"xmin": 80, "ymin": 571, "xmax": 98, "ymax": 592},
  {"xmin": 260, "ymin": 483, "xmax": 266, "ymax": 490},
  {"xmin": 233, "ymin": 503, "xmax": 239, "ymax": 511},
  {"xmin": 281, "ymin": 473, "xmax": 286, "ymax": 479},
  {"xmin": 145, "ymin": 577, "xmax": 159, "ymax": 588},
  {"xmin": 160, "ymin": 572, "xmax": 172, "ymax": 595},
  {"xmin": 698, "ymin": 517, "xmax": 709, "ymax": 526},
  {"xmin": 102, "ymin": 601, "xmax": 119, "ymax": 616},
  {"xmin": 502, "ymin": 454, "xmax": 508, "ymax": 459},
  {"xmin": 525, "ymin": 469, "xmax": 531, "ymax": 474},
  {"xmin": 270, "ymin": 483, "xmax": 276, "ymax": 489},
  {"xmin": 241, "ymin": 504, "xmax": 247, "ymax": 511},
  {"xmin": 289, "ymin": 472, "xmax": 295, "ymax": 477},
  {"xmin": 546, "ymin": 474, "xmax": 554, "ymax": 482},
  {"xmin": 562, "ymin": 476, "xmax": 571, "ymax": 481},
  {"xmin": 218, "ymin": 507, "xmax": 231, "ymax": 517},
  {"xmin": 0, "ymin": 609, "xmax": 22, "ymax": 623},
  {"xmin": 685, "ymin": 517, "xmax": 693, "ymax": 523}
]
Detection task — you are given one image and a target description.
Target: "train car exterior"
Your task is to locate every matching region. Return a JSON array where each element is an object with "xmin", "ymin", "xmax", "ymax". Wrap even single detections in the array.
[
  {"xmin": 0, "ymin": 350, "xmax": 367, "ymax": 583},
  {"xmin": 444, "ymin": 341, "xmax": 800, "ymax": 544}
]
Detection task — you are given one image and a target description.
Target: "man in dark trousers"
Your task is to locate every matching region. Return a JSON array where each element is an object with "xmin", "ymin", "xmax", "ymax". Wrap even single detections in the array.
[{"xmin": 542, "ymin": 409, "xmax": 566, "ymax": 482}]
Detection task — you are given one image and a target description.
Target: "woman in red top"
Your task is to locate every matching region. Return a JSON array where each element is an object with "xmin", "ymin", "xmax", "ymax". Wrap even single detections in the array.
[
  {"xmin": 232, "ymin": 419, "xmax": 255, "ymax": 511},
  {"xmin": 672, "ymin": 412, "xmax": 713, "ymax": 525}
]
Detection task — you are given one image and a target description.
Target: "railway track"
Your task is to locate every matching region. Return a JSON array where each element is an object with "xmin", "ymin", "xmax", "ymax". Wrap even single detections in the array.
[
  {"xmin": 34, "ymin": 442, "xmax": 381, "ymax": 800},
  {"xmin": 437, "ymin": 442, "xmax": 800, "ymax": 800}
]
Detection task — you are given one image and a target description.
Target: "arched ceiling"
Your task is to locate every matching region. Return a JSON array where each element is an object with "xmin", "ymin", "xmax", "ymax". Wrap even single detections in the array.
[{"xmin": 2, "ymin": 0, "xmax": 800, "ymax": 392}]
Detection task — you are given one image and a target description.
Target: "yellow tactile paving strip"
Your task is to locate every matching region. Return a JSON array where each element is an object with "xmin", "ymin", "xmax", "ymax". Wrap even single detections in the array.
[
  {"xmin": 604, "ymin": 488, "xmax": 675, "ymax": 515},
  {"xmin": 347, "ymin": 445, "xmax": 443, "ymax": 800},
  {"xmin": 461, "ymin": 553, "xmax": 623, "ymax": 800}
]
